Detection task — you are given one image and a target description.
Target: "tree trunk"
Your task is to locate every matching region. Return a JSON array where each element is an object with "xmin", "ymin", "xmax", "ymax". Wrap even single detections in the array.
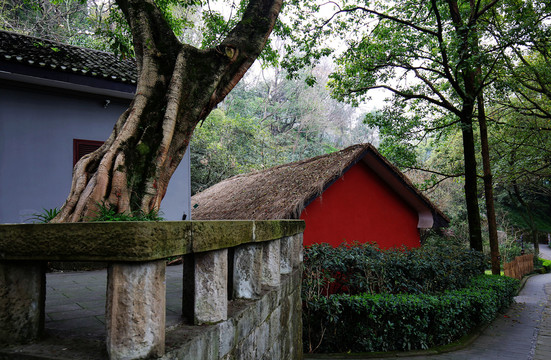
[
  {"xmin": 478, "ymin": 93, "xmax": 501, "ymax": 274},
  {"xmin": 460, "ymin": 107, "xmax": 483, "ymax": 251},
  {"xmin": 53, "ymin": 0, "xmax": 282, "ymax": 222},
  {"xmin": 449, "ymin": 0, "xmax": 483, "ymax": 252}
]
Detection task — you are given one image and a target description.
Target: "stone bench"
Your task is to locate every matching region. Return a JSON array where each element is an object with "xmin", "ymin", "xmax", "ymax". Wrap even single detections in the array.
[{"xmin": 0, "ymin": 220, "xmax": 304, "ymax": 359}]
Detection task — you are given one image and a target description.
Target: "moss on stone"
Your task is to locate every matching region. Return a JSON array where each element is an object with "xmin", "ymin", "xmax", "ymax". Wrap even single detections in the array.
[
  {"xmin": 0, "ymin": 220, "xmax": 304, "ymax": 261},
  {"xmin": 0, "ymin": 222, "xmax": 191, "ymax": 262},
  {"xmin": 254, "ymin": 221, "xmax": 305, "ymax": 242},
  {"xmin": 191, "ymin": 221, "xmax": 254, "ymax": 253}
]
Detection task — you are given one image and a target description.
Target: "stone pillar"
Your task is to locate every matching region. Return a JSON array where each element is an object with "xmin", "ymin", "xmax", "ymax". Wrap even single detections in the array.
[
  {"xmin": 106, "ymin": 260, "xmax": 166, "ymax": 360},
  {"xmin": 183, "ymin": 249, "xmax": 228, "ymax": 325},
  {"xmin": 280, "ymin": 236, "xmax": 293, "ymax": 275},
  {"xmin": 262, "ymin": 239, "xmax": 280, "ymax": 287},
  {"xmin": 0, "ymin": 261, "xmax": 45, "ymax": 345},
  {"xmin": 292, "ymin": 233, "xmax": 304, "ymax": 268},
  {"xmin": 233, "ymin": 243, "xmax": 263, "ymax": 299}
]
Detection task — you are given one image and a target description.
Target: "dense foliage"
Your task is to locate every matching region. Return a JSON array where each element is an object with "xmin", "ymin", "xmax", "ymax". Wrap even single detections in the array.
[
  {"xmin": 303, "ymin": 243, "xmax": 486, "ymax": 297},
  {"xmin": 301, "ymin": 243, "xmax": 516, "ymax": 353},
  {"xmin": 303, "ymin": 275, "xmax": 519, "ymax": 353}
]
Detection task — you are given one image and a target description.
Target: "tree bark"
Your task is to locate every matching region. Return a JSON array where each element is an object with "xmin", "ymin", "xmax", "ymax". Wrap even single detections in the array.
[
  {"xmin": 53, "ymin": 0, "xmax": 282, "ymax": 222},
  {"xmin": 449, "ymin": 0, "xmax": 484, "ymax": 251},
  {"xmin": 478, "ymin": 93, "xmax": 501, "ymax": 274},
  {"xmin": 459, "ymin": 105, "xmax": 483, "ymax": 251}
]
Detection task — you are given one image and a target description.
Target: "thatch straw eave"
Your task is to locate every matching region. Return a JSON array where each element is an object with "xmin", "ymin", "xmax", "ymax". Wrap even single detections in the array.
[{"xmin": 191, "ymin": 144, "xmax": 449, "ymax": 228}]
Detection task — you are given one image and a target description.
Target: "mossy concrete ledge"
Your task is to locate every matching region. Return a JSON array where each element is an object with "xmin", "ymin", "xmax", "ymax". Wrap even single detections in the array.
[{"xmin": 0, "ymin": 220, "xmax": 305, "ymax": 261}]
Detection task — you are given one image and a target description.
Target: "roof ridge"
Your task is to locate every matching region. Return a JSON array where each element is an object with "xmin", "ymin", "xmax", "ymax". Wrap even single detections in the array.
[
  {"xmin": 0, "ymin": 29, "xmax": 132, "ymax": 59},
  {"xmin": 0, "ymin": 30, "xmax": 137, "ymax": 86},
  {"xmin": 228, "ymin": 143, "xmax": 373, "ymax": 180}
]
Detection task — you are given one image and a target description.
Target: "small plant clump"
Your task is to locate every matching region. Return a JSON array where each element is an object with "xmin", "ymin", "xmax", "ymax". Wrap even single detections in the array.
[
  {"xmin": 29, "ymin": 208, "xmax": 61, "ymax": 223},
  {"xmin": 29, "ymin": 203, "xmax": 164, "ymax": 223},
  {"xmin": 91, "ymin": 202, "xmax": 164, "ymax": 222}
]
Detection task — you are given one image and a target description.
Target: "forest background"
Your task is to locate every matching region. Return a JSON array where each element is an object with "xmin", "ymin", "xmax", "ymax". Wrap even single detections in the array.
[{"xmin": 2, "ymin": 0, "xmax": 550, "ymax": 261}]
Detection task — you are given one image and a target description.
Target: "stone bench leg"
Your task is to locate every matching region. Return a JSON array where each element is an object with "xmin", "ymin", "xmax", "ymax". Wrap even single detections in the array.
[
  {"xmin": 0, "ymin": 261, "xmax": 45, "ymax": 345},
  {"xmin": 106, "ymin": 260, "xmax": 166, "ymax": 360},
  {"xmin": 183, "ymin": 249, "xmax": 228, "ymax": 325}
]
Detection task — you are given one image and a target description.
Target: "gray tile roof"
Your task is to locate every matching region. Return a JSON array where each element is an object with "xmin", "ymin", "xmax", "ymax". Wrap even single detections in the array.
[{"xmin": 0, "ymin": 30, "xmax": 137, "ymax": 85}]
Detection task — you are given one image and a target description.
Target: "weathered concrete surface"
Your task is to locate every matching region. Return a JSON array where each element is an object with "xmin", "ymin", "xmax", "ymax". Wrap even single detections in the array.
[
  {"xmin": 191, "ymin": 221, "xmax": 254, "ymax": 252},
  {"xmin": 280, "ymin": 236, "xmax": 294, "ymax": 275},
  {"xmin": 194, "ymin": 249, "xmax": 228, "ymax": 324},
  {"xmin": 294, "ymin": 233, "xmax": 304, "ymax": 266},
  {"xmin": 254, "ymin": 220, "xmax": 306, "ymax": 242},
  {"xmin": 0, "ymin": 261, "xmax": 45, "ymax": 345},
  {"xmin": 233, "ymin": 243, "xmax": 263, "ymax": 299},
  {"xmin": 106, "ymin": 260, "xmax": 166, "ymax": 360}
]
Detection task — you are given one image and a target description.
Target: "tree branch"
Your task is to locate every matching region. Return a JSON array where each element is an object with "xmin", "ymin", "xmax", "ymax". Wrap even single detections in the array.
[
  {"xmin": 431, "ymin": 0, "xmax": 464, "ymax": 98},
  {"xmin": 406, "ymin": 166, "xmax": 464, "ymax": 179},
  {"xmin": 350, "ymin": 84, "xmax": 461, "ymax": 116},
  {"xmin": 320, "ymin": 5, "xmax": 438, "ymax": 37}
]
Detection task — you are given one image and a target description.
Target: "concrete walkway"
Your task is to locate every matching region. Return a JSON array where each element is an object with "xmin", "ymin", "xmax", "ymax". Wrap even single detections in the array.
[{"xmin": 45, "ymin": 264, "xmax": 184, "ymax": 340}]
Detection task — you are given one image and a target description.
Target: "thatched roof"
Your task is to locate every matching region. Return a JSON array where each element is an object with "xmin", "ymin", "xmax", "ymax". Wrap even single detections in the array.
[{"xmin": 191, "ymin": 144, "xmax": 449, "ymax": 228}]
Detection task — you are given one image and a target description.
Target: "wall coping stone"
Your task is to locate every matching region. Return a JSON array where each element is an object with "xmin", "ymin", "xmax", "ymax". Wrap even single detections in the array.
[{"xmin": 0, "ymin": 220, "xmax": 305, "ymax": 262}]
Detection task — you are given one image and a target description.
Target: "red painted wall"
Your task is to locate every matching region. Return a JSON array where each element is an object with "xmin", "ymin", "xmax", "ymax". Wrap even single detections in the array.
[{"xmin": 300, "ymin": 162, "xmax": 421, "ymax": 249}]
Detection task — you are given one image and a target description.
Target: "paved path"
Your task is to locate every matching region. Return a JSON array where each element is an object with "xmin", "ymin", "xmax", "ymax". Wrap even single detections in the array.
[
  {"xmin": 535, "ymin": 245, "xmax": 551, "ymax": 360},
  {"xmin": 45, "ymin": 264, "xmax": 184, "ymax": 340}
]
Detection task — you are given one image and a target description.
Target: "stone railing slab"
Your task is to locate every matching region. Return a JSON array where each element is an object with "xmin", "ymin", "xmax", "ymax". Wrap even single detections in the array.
[
  {"xmin": 0, "ymin": 222, "xmax": 192, "ymax": 261},
  {"xmin": 191, "ymin": 221, "xmax": 254, "ymax": 253},
  {"xmin": 0, "ymin": 220, "xmax": 305, "ymax": 261}
]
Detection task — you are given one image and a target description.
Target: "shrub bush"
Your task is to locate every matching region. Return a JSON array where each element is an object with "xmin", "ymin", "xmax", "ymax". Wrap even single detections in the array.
[
  {"xmin": 303, "ymin": 275, "xmax": 519, "ymax": 353},
  {"xmin": 303, "ymin": 243, "xmax": 487, "ymax": 297}
]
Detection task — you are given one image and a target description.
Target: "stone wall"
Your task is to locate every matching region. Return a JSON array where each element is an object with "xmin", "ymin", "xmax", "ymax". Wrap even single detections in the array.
[
  {"xmin": 163, "ymin": 259, "xmax": 302, "ymax": 359},
  {"xmin": 0, "ymin": 221, "xmax": 304, "ymax": 360}
]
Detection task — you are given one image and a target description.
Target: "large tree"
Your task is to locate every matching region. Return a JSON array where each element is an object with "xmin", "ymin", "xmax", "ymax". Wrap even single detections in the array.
[
  {"xmin": 52, "ymin": 0, "xmax": 282, "ymax": 222},
  {"xmin": 284, "ymin": 0, "xmax": 514, "ymax": 252}
]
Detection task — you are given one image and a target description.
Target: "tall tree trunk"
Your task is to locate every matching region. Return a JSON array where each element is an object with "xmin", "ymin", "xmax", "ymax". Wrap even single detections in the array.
[
  {"xmin": 449, "ymin": 0, "xmax": 483, "ymax": 251},
  {"xmin": 478, "ymin": 93, "xmax": 501, "ymax": 274},
  {"xmin": 460, "ymin": 107, "xmax": 483, "ymax": 251},
  {"xmin": 53, "ymin": 0, "xmax": 282, "ymax": 222}
]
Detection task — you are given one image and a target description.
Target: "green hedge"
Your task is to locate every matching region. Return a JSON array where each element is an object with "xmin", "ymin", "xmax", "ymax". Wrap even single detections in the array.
[
  {"xmin": 303, "ymin": 275, "xmax": 519, "ymax": 353},
  {"xmin": 303, "ymin": 243, "xmax": 487, "ymax": 296}
]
